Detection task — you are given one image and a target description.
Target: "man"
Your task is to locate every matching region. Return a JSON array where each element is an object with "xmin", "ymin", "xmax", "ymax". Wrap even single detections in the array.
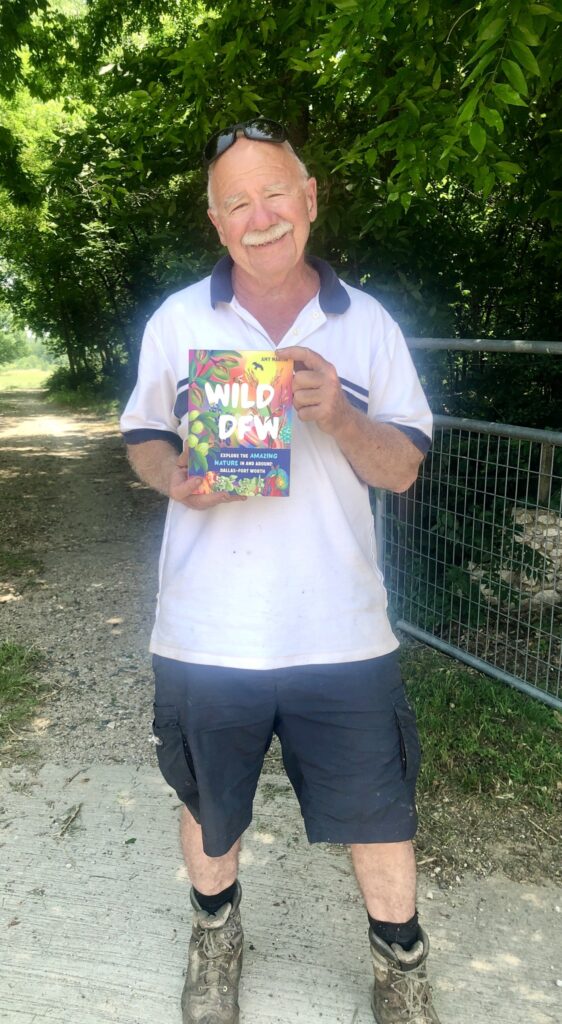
[{"xmin": 121, "ymin": 118, "xmax": 439, "ymax": 1024}]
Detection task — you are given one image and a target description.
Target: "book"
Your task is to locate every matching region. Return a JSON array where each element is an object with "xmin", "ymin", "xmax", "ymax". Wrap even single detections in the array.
[{"xmin": 186, "ymin": 349, "xmax": 293, "ymax": 497}]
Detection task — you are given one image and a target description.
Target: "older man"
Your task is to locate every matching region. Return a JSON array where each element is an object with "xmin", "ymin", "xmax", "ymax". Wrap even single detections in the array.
[{"xmin": 121, "ymin": 118, "xmax": 439, "ymax": 1024}]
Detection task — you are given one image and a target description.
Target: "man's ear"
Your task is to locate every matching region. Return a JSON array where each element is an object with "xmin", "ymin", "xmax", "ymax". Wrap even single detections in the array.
[
  {"xmin": 208, "ymin": 207, "xmax": 226, "ymax": 246},
  {"xmin": 305, "ymin": 178, "xmax": 318, "ymax": 223}
]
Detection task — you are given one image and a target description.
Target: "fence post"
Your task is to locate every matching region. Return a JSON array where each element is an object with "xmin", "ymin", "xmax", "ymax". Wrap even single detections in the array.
[
  {"xmin": 538, "ymin": 443, "xmax": 554, "ymax": 506},
  {"xmin": 374, "ymin": 489, "xmax": 385, "ymax": 572}
]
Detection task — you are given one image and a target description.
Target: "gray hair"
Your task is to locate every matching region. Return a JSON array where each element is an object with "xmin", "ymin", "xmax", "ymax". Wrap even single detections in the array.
[{"xmin": 207, "ymin": 139, "xmax": 310, "ymax": 210}]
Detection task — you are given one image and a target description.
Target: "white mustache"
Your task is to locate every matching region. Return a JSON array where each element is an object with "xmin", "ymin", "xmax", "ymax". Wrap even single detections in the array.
[{"xmin": 242, "ymin": 221, "xmax": 294, "ymax": 247}]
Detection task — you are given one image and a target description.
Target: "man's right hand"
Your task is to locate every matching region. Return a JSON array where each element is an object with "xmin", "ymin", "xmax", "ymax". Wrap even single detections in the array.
[
  {"xmin": 126, "ymin": 439, "xmax": 246, "ymax": 509},
  {"xmin": 169, "ymin": 448, "xmax": 246, "ymax": 509}
]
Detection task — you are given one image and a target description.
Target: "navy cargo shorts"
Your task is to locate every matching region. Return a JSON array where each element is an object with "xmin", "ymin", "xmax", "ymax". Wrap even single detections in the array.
[{"xmin": 152, "ymin": 651, "xmax": 421, "ymax": 857}]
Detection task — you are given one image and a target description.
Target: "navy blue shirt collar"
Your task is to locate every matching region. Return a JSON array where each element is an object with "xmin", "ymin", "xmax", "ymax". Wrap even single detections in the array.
[{"xmin": 210, "ymin": 254, "xmax": 350, "ymax": 315}]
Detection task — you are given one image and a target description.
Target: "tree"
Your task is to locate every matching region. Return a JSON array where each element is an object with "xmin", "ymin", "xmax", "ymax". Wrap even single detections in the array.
[
  {"xmin": 0, "ymin": 0, "xmax": 560, "ymax": 418},
  {"xmin": 0, "ymin": 304, "xmax": 28, "ymax": 364}
]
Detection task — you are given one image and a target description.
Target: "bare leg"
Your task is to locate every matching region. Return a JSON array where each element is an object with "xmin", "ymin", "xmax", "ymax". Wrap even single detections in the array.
[
  {"xmin": 180, "ymin": 808, "xmax": 244, "ymax": 1023},
  {"xmin": 350, "ymin": 840, "xmax": 416, "ymax": 921},
  {"xmin": 180, "ymin": 806, "xmax": 240, "ymax": 894}
]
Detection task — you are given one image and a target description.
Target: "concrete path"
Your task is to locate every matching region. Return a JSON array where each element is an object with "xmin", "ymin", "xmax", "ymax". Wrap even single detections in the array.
[{"xmin": 1, "ymin": 763, "xmax": 561, "ymax": 1024}]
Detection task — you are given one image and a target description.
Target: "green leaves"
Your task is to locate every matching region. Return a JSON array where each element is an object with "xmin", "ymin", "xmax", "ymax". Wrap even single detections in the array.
[
  {"xmin": 480, "ymin": 105, "xmax": 504, "ymax": 134},
  {"xmin": 528, "ymin": 3, "xmax": 559, "ymax": 16},
  {"xmin": 509, "ymin": 40, "xmax": 541, "ymax": 77},
  {"xmin": 477, "ymin": 17, "xmax": 506, "ymax": 42},
  {"xmin": 494, "ymin": 159, "xmax": 523, "ymax": 182},
  {"xmin": 492, "ymin": 82, "xmax": 528, "ymax": 107},
  {"xmin": 501, "ymin": 59, "xmax": 529, "ymax": 97},
  {"xmin": 457, "ymin": 89, "xmax": 480, "ymax": 125},
  {"xmin": 462, "ymin": 51, "xmax": 497, "ymax": 91},
  {"xmin": 0, "ymin": 0, "xmax": 560, "ymax": 385},
  {"xmin": 512, "ymin": 23, "xmax": 542, "ymax": 47},
  {"xmin": 469, "ymin": 122, "xmax": 487, "ymax": 154}
]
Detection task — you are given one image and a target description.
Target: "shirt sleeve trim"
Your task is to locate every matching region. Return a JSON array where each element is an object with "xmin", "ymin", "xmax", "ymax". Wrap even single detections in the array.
[
  {"xmin": 343, "ymin": 388, "xmax": 369, "ymax": 413},
  {"xmin": 339, "ymin": 375, "xmax": 369, "ymax": 398},
  {"xmin": 388, "ymin": 423, "xmax": 432, "ymax": 455},
  {"xmin": 123, "ymin": 428, "xmax": 182, "ymax": 453}
]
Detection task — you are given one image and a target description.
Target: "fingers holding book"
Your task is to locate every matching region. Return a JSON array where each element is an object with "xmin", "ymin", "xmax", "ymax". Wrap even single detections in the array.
[
  {"xmin": 170, "ymin": 449, "xmax": 247, "ymax": 509},
  {"xmin": 279, "ymin": 345, "xmax": 350, "ymax": 436}
]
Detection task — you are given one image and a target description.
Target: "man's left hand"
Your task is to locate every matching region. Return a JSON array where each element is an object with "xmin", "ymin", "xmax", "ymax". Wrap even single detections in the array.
[{"xmin": 279, "ymin": 346, "xmax": 351, "ymax": 436}]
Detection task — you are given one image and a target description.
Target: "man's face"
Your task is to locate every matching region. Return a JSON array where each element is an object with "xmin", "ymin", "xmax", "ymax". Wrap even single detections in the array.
[{"xmin": 207, "ymin": 138, "xmax": 317, "ymax": 283}]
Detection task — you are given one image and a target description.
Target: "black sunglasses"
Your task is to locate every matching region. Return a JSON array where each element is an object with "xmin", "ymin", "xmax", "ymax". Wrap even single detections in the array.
[{"xmin": 203, "ymin": 118, "xmax": 288, "ymax": 166}]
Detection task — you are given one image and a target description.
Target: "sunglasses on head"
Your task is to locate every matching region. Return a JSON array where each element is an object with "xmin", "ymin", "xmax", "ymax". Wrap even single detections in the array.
[{"xmin": 203, "ymin": 118, "xmax": 288, "ymax": 166}]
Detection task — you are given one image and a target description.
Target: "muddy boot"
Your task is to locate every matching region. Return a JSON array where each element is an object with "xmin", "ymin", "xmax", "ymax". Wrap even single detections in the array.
[
  {"xmin": 181, "ymin": 882, "xmax": 243, "ymax": 1024},
  {"xmin": 369, "ymin": 926, "xmax": 442, "ymax": 1023}
]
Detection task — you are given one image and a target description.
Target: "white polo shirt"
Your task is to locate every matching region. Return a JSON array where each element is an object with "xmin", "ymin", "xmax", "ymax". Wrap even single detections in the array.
[{"xmin": 121, "ymin": 256, "xmax": 432, "ymax": 669}]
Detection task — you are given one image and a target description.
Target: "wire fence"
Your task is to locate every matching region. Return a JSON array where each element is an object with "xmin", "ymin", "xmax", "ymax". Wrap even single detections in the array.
[{"xmin": 379, "ymin": 345, "xmax": 562, "ymax": 710}]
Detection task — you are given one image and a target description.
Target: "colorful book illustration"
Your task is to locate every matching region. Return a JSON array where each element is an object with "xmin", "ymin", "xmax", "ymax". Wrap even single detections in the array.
[{"xmin": 186, "ymin": 350, "xmax": 293, "ymax": 497}]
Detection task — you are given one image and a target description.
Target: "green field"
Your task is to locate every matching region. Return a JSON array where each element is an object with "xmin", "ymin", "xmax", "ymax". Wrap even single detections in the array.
[{"xmin": 0, "ymin": 367, "xmax": 50, "ymax": 390}]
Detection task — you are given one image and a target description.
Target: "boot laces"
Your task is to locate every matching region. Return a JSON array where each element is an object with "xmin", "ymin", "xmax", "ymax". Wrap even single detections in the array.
[
  {"xmin": 390, "ymin": 970, "xmax": 431, "ymax": 1021},
  {"xmin": 196, "ymin": 925, "xmax": 236, "ymax": 993}
]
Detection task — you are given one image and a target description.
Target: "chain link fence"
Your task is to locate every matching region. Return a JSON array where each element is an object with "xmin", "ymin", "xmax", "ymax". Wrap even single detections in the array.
[{"xmin": 378, "ymin": 341, "xmax": 562, "ymax": 710}]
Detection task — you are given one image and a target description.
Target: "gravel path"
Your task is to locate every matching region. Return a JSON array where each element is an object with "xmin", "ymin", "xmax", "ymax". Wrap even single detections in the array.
[{"xmin": 0, "ymin": 389, "xmax": 165, "ymax": 765}]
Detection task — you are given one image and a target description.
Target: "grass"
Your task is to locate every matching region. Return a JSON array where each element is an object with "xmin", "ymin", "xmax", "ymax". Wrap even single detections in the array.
[
  {"xmin": 401, "ymin": 643, "xmax": 562, "ymax": 813},
  {"xmin": 0, "ymin": 359, "xmax": 123, "ymax": 413},
  {"xmin": 0, "ymin": 367, "xmax": 50, "ymax": 389},
  {"xmin": 46, "ymin": 387, "xmax": 120, "ymax": 416},
  {"xmin": 0, "ymin": 642, "xmax": 45, "ymax": 740},
  {"xmin": 0, "ymin": 362, "xmax": 119, "ymax": 413},
  {"xmin": 0, "ymin": 550, "xmax": 44, "ymax": 579}
]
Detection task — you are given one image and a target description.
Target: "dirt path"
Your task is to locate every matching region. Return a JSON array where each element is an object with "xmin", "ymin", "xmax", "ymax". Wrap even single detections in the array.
[
  {"xmin": 1, "ymin": 389, "xmax": 562, "ymax": 1024},
  {"xmin": 0, "ymin": 389, "xmax": 165, "ymax": 765}
]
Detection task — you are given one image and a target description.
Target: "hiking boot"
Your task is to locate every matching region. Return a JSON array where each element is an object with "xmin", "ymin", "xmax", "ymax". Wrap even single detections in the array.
[
  {"xmin": 369, "ymin": 926, "xmax": 442, "ymax": 1023},
  {"xmin": 182, "ymin": 882, "xmax": 243, "ymax": 1024}
]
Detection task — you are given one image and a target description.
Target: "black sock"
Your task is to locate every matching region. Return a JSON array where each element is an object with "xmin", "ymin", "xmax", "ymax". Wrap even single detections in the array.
[
  {"xmin": 368, "ymin": 911, "xmax": 420, "ymax": 951},
  {"xmin": 193, "ymin": 881, "xmax": 238, "ymax": 915}
]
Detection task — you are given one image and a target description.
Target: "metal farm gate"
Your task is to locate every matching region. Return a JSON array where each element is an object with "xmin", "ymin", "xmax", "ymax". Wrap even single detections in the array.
[{"xmin": 376, "ymin": 339, "xmax": 562, "ymax": 710}]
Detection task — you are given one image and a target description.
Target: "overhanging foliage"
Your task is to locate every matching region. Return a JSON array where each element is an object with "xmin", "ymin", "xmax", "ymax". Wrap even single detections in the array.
[{"xmin": 0, "ymin": 0, "xmax": 560, "ymax": 421}]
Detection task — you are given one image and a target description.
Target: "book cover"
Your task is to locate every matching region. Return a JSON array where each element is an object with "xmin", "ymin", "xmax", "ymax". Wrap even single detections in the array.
[{"xmin": 186, "ymin": 350, "xmax": 293, "ymax": 497}]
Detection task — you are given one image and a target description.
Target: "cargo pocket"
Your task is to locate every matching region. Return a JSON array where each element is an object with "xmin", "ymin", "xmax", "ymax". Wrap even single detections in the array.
[
  {"xmin": 394, "ymin": 698, "xmax": 422, "ymax": 785},
  {"xmin": 152, "ymin": 704, "xmax": 200, "ymax": 818}
]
